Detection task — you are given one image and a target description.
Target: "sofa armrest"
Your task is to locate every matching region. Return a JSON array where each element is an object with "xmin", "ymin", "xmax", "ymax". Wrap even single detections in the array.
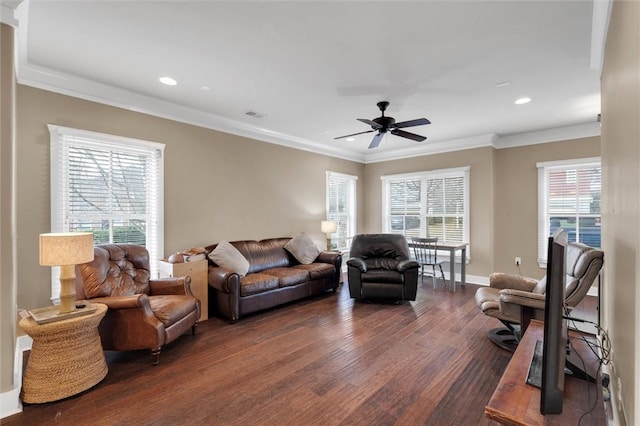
[
  {"xmin": 490, "ymin": 272, "xmax": 538, "ymax": 292},
  {"xmin": 347, "ymin": 258, "xmax": 367, "ymax": 272},
  {"xmin": 316, "ymin": 251, "xmax": 341, "ymax": 265},
  {"xmin": 149, "ymin": 276, "xmax": 193, "ymax": 297},
  {"xmin": 208, "ymin": 266, "xmax": 240, "ymax": 294}
]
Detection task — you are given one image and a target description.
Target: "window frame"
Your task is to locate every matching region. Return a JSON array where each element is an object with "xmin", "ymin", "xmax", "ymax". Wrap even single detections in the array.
[
  {"xmin": 48, "ymin": 124, "xmax": 165, "ymax": 301},
  {"xmin": 381, "ymin": 166, "xmax": 470, "ymax": 247},
  {"xmin": 537, "ymin": 157, "xmax": 601, "ymax": 267},
  {"xmin": 325, "ymin": 171, "xmax": 357, "ymax": 251}
]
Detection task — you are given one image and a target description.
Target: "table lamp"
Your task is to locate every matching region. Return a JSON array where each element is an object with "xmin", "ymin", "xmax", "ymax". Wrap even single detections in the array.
[
  {"xmin": 39, "ymin": 232, "xmax": 94, "ymax": 314},
  {"xmin": 320, "ymin": 220, "xmax": 337, "ymax": 251}
]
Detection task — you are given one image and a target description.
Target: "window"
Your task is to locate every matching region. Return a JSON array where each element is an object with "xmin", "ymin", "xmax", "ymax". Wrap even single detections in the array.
[
  {"xmin": 537, "ymin": 157, "xmax": 601, "ymax": 266},
  {"xmin": 48, "ymin": 125, "xmax": 164, "ymax": 300},
  {"xmin": 381, "ymin": 166, "xmax": 469, "ymax": 244},
  {"xmin": 326, "ymin": 171, "xmax": 357, "ymax": 251}
]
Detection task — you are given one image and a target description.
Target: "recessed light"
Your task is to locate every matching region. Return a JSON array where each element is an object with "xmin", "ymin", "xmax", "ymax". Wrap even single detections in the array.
[
  {"xmin": 515, "ymin": 97, "xmax": 531, "ymax": 105},
  {"xmin": 346, "ymin": 137, "xmax": 355, "ymax": 142},
  {"xmin": 496, "ymin": 81, "xmax": 511, "ymax": 87},
  {"xmin": 200, "ymin": 85, "xmax": 211, "ymax": 91},
  {"xmin": 159, "ymin": 76, "xmax": 177, "ymax": 86}
]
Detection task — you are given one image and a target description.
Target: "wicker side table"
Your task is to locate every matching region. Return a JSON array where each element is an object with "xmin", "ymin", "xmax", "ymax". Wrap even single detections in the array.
[{"xmin": 19, "ymin": 303, "xmax": 108, "ymax": 403}]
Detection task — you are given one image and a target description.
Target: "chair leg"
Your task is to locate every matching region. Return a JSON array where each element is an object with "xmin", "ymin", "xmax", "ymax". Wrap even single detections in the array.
[
  {"xmin": 151, "ymin": 347, "xmax": 161, "ymax": 365},
  {"xmin": 431, "ymin": 265, "xmax": 437, "ymax": 288},
  {"xmin": 438, "ymin": 264, "xmax": 445, "ymax": 284},
  {"xmin": 192, "ymin": 321, "xmax": 198, "ymax": 336}
]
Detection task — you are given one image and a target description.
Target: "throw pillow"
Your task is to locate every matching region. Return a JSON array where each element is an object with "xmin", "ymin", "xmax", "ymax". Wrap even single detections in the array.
[
  {"xmin": 208, "ymin": 241, "xmax": 250, "ymax": 277},
  {"xmin": 285, "ymin": 233, "xmax": 321, "ymax": 265}
]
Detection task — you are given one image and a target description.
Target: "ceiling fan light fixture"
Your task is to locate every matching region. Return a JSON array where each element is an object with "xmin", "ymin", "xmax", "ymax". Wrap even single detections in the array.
[
  {"xmin": 159, "ymin": 76, "xmax": 177, "ymax": 86},
  {"xmin": 515, "ymin": 97, "xmax": 532, "ymax": 105}
]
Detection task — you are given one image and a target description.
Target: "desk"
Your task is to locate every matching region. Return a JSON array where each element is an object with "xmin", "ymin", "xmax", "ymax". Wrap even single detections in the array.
[
  {"xmin": 485, "ymin": 319, "xmax": 605, "ymax": 425},
  {"xmin": 19, "ymin": 303, "xmax": 108, "ymax": 403}
]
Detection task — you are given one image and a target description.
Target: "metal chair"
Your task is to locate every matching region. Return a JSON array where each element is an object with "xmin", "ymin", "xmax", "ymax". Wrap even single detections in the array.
[{"xmin": 412, "ymin": 237, "xmax": 446, "ymax": 288}]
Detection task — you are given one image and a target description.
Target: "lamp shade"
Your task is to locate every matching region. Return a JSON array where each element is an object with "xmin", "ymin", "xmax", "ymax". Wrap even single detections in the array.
[
  {"xmin": 321, "ymin": 221, "xmax": 337, "ymax": 234},
  {"xmin": 39, "ymin": 232, "xmax": 95, "ymax": 266}
]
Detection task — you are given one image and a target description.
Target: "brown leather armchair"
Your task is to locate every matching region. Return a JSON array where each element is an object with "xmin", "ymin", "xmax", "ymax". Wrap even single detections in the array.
[
  {"xmin": 75, "ymin": 244, "xmax": 201, "ymax": 364},
  {"xmin": 347, "ymin": 234, "xmax": 420, "ymax": 301},
  {"xmin": 475, "ymin": 242, "xmax": 603, "ymax": 351}
]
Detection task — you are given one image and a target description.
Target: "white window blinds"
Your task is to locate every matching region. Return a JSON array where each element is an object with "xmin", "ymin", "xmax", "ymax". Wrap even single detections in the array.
[
  {"xmin": 537, "ymin": 157, "xmax": 601, "ymax": 266},
  {"xmin": 48, "ymin": 125, "xmax": 164, "ymax": 301},
  {"xmin": 326, "ymin": 171, "xmax": 357, "ymax": 250},
  {"xmin": 382, "ymin": 166, "xmax": 469, "ymax": 244}
]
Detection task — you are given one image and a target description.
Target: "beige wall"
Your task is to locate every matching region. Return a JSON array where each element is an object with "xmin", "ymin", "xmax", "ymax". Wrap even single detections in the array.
[
  {"xmin": 363, "ymin": 138, "xmax": 600, "ymax": 280},
  {"xmin": 493, "ymin": 137, "xmax": 600, "ymax": 277},
  {"xmin": 364, "ymin": 147, "xmax": 495, "ymax": 278},
  {"xmin": 0, "ymin": 22, "xmax": 16, "ymax": 395},
  {"xmin": 601, "ymin": 0, "xmax": 640, "ymax": 423},
  {"xmin": 15, "ymin": 85, "xmax": 365, "ymax": 311}
]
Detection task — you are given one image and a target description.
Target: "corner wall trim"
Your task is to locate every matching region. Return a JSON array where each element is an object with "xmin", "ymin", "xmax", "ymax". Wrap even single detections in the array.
[{"xmin": 0, "ymin": 334, "xmax": 32, "ymax": 419}]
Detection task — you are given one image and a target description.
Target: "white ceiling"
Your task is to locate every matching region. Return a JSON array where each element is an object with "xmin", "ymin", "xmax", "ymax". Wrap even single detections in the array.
[{"xmin": 12, "ymin": 0, "xmax": 605, "ymax": 163}]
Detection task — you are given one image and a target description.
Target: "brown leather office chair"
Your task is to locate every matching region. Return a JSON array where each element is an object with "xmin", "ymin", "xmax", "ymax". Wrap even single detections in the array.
[
  {"xmin": 347, "ymin": 234, "xmax": 420, "ymax": 301},
  {"xmin": 475, "ymin": 242, "xmax": 603, "ymax": 351},
  {"xmin": 75, "ymin": 244, "xmax": 200, "ymax": 364}
]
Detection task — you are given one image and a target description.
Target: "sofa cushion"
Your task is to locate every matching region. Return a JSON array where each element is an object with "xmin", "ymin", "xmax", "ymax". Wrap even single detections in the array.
[
  {"xmin": 291, "ymin": 263, "xmax": 336, "ymax": 280},
  {"xmin": 263, "ymin": 267, "xmax": 310, "ymax": 287},
  {"xmin": 209, "ymin": 241, "xmax": 250, "ymax": 277},
  {"xmin": 239, "ymin": 273, "xmax": 279, "ymax": 296},
  {"xmin": 285, "ymin": 233, "xmax": 321, "ymax": 264}
]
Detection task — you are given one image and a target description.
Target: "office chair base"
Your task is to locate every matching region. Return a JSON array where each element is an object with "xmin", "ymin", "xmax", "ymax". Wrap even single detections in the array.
[{"xmin": 488, "ymin": 327, "xmax": 520, "ymax": 352}]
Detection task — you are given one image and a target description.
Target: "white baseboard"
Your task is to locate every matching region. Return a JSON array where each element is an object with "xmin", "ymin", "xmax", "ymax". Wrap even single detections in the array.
[{"xmin": 0, "ymin": 334, "xmax": 32, "ymax": 420}]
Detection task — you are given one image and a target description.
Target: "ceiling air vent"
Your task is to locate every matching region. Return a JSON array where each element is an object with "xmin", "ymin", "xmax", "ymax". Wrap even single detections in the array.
[{"xmin": 244, "ymin": 110, "xmax": 266, "ymax": 119}]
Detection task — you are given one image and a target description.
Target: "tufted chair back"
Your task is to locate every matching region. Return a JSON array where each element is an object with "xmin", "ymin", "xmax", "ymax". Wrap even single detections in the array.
[{"xmin": 76, "ymin": 244, "xmax": 151, "ymax": 299}]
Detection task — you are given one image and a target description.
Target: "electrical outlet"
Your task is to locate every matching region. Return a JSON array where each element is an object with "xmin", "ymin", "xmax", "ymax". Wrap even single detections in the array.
[{"xmin": 515, "ymin": 257, "xmax": 521, "ymax": 266}]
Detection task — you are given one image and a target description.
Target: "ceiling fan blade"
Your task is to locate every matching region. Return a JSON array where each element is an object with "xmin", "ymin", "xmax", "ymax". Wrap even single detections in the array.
[
  {"xmin": 395, "ymin": 118, "xmax": 431, "ymax": 128},
  {"xmin": 391, "ymin": 129, "xmax": 426, "ymax": 142},
  {"xmin": 368, "ymin": 132, "xmax": 385, "ymax": 149},
  {"xmin": 357, "ymin": 118, "xmax": 383, "ymax": 129},
  {"xmin": 333, "ymin": 130, "xmax": 375, "ymax": 140}
]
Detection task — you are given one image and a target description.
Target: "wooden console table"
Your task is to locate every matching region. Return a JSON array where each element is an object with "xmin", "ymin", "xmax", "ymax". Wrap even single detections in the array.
[{"xmin": 485, "ymin": 319, "xmax": 605, "ymax": 425}]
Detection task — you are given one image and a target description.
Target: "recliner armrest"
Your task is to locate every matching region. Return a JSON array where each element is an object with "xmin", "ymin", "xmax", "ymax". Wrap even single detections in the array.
[
  {"xmin": 490, "ymin": 272, "xmax": 538, "ymax": 292},
  {"xmin": 397, "ymin": 259, "xmax": 420, "ymax": 272},
  {"xmin": 149, "ymin": 276, "xmax": 193, "ymax": 297},
  {"xmin": 347, "ymin": 258, "xmax": 367, "ymax": 272},
  {"xmin": 498, "ymin": 289, "xmax": 546, "ymax": 310}
]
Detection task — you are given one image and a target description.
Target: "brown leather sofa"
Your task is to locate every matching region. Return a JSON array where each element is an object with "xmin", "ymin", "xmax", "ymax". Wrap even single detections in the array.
[
  {"xmin": 205, "ymin": 238, "xmax": 342, "ymax": 322},
  {"xmin": 75, "ymin": 244, "xmax": 201, "ymax": 364}
]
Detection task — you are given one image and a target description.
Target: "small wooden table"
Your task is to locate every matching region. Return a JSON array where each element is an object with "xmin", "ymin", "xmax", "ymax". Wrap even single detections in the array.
[
  {"xmin": 19, "ymin": 303, "xmax": 108, "ymax": 403},
  {"xmin": 485, "ymin": 319, "xmax": 605, "ymax": 425},
  {"xmin": 437, "ymin": 241, "xmax": 468, "ymax": 291}
]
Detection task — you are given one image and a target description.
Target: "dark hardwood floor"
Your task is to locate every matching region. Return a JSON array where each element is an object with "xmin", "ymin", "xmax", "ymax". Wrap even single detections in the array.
[{"xmin": 5, "ymin": 279, "xmax": 599, "ymax": 426}]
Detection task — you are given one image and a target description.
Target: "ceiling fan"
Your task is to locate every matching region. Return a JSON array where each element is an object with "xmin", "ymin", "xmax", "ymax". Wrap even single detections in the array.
[{"xmin": 334, "ymin": 101, "xmax": 431, "ymax": 149}]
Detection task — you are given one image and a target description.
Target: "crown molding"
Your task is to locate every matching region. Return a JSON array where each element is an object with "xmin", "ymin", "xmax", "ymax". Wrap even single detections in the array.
[
  {"xmin": 0, "ymin": 1, "xmax": 21, "ymax": 26},
  {"xmin": 493, "ymin": 122, "xmax": 601, "ymax": 149},
  {"xmin": 364, "ymin": 134, "xmax": 498, "ymax": 164}
]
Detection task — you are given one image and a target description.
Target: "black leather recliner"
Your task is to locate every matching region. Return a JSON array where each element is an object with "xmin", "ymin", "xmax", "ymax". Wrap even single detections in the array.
[{"xmin": 347, "ymin": 234, "xmax": 420, "ymax": 301}]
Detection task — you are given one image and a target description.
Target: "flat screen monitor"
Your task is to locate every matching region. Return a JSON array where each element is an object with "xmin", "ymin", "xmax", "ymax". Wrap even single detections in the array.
[{"xmin": 540, "ymin": 230, "xmax": 568, "ymax": 414}]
